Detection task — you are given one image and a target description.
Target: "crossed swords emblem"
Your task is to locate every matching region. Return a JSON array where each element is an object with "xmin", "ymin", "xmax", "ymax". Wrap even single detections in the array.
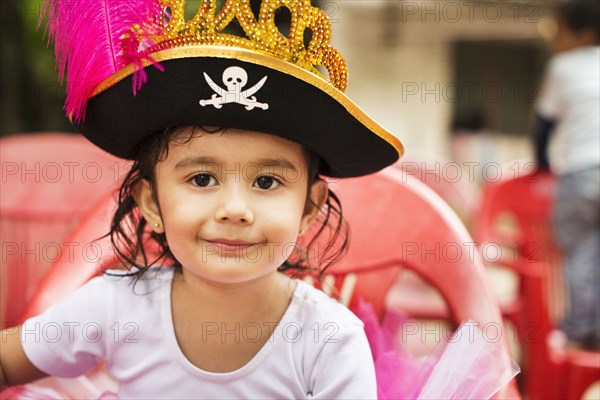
[{"xmin": 199, "ymin": 66, "xmax": 269, "ymax": 110}]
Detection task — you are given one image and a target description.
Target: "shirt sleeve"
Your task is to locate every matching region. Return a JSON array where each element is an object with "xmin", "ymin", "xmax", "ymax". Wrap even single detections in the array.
[
  {"xmin": 20, "ymin": 277, "xmax": 109, "ymax": 378},
  {"xmin": 307, "ymin": 322, "xmax": 378, "ymax": 399},
  {"xmin": 536, "ymin": 57, "xmax": 563, "ymax": 120},
  {"xmin": 531, "ymin": 114, "xmax": 556, "ymax": 169}
]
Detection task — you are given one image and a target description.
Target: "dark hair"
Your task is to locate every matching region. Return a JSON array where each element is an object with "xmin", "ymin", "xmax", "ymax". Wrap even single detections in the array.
[
  {"xmin": 558, "ymin": 0, "xmax": 600, "ymax": 42},
  {"xmin": 107, "ymin": 126, "xmax": 348, "ymax": 283}
]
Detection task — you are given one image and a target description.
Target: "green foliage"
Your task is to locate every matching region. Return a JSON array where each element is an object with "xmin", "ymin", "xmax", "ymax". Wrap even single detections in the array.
[{"xmin": 1, "ymin": 0, "xmax": 72, "ymax": 135}]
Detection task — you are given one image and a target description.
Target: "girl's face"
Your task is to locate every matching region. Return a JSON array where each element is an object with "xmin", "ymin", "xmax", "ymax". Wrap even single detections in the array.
[{"xmin": 135, "ymin": 128, "xmax": 327, "ymax": 285}]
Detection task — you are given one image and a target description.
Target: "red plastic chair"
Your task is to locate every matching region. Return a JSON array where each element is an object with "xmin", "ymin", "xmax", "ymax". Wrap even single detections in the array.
[
  {"xmin": 392, "ymin": 155, "xmax": 483, "ymax": 322},
  {"xmin": 474, "ymin": 169, "xmax": 600, "ymax": 399},
  {"xmin": 17, "ymin": 190, "xmax": 121, "ymax": 322},
  {"xmin": 0, "ymin": 191, "xmax": 122, "ymax": 398},
  {"xmin": 0, "ymin": 133, "xmax": 128, "ymax": 328},
  {"xmin": 11, "ymin": 168, "xmax": 519, "ymax": 398}
]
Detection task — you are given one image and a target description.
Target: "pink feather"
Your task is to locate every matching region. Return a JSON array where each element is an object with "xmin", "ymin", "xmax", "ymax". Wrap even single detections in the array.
[{"xmin": 39, "ymin": 0, "xmax": 164, "ymax": 122}]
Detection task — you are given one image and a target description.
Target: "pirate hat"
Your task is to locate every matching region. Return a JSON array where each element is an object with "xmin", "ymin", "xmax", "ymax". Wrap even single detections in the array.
[{"xmin": 41, "ymin": 0, "xmax": 403, "ymax": 178}]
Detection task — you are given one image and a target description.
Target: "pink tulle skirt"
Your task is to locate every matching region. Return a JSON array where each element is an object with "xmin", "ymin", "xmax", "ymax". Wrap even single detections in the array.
[{"xmin": 354, "ymin": 299, "xmax": 520, "ymax": 399}]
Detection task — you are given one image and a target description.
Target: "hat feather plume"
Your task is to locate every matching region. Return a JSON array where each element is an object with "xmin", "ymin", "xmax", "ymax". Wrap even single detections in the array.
[{"xmin": 39, "ymin": 0, "xmax": 164, "ymax": 122}]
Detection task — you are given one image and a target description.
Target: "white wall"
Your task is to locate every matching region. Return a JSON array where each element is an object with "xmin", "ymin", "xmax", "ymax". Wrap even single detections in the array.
[{"xmin": 330, "ymin": 0, "xmax": 553, "ymax": 164}]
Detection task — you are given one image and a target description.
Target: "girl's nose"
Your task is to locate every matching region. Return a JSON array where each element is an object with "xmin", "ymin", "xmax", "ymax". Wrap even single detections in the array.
[{"xmin": 214, "ymin": 187, "xmax": 254, "ymax": 224}]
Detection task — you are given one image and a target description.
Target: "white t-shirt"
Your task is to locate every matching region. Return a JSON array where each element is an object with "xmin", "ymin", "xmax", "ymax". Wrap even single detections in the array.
[
  {"xmin": 21, "ymin": 267, "xmax": 377, "ymax": 399},
  {"xmin": 536, "ymin": 46, "xmax": 600, "ymax": 174}
]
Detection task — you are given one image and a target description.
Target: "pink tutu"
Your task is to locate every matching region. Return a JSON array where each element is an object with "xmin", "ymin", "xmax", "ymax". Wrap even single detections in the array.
[{"xmin": 353, "ymin": 299, "xmax": 520, "ymax": 400}]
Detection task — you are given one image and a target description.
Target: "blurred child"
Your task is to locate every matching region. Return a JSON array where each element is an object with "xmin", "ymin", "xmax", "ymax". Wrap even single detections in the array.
[{"xmin": 533, "ymin": 0, "xmax": 600, "ymax": 350}]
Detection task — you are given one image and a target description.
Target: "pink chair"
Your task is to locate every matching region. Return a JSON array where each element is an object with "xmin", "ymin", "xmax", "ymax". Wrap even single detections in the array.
[
  {"xmin": 1, "ymin": 191, "xmax": 122, "ymax": 399},
  {"xmin": 17, "ymin": 190, "xmax": 120, "ymax": 322},
  {"xmin": 474, "ymin": 170, "xmax": 600, "ymax": 399},
  {"xmin": 0, "ymin": 133, "xmax": 128, "ymax": 328}
]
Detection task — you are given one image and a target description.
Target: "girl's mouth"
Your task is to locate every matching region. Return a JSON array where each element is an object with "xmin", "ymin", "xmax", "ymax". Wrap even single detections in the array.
[{"xmin": 204, "ymin": 239, "xmax": 258, "ymax": 252}]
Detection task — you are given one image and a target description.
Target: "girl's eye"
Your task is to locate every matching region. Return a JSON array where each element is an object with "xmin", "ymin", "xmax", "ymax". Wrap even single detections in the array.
[
  {"xmin": 254, "ymin": 176, "xmax": 281, "ymax": 190},
  {"xmin": 192, "ymin": 173, "xmax": 217, "ymax": 187}
]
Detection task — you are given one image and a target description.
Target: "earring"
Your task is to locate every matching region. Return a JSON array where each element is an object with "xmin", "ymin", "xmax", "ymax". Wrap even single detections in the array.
[
  {"xmin": 299, "ymin": 228, "xmax": 305, "ymax": 236},
  {"xmin": 154, "ymin": 221, "xmax": 160, "ymax": 228}
]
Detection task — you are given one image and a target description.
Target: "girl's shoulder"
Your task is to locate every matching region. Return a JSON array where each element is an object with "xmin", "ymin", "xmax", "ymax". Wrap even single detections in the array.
[
  {"xmin": 75, "ymin": 266, "xmax": 176, "ymax": 303},
  {"xmin": 100, "ymin": 265, "xmax": 175, "ymax": 287},
  {"xmin": 291, "ymin": 279, "xmax": 364, "ymax": 329},
  {"xmin": 551, "ymin": 46, "xmax": 600, "ymax": 72}
]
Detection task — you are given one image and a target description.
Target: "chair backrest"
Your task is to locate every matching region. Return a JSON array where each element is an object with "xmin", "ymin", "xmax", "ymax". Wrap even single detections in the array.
[
  {"xmin": 0, "ymin": 133, "xmax": 127, "ymax": 327},
  {"xmin": 316, "ymin": 169, "xmax": 501, "ymax": 321},
  {"xmin": 18, "ymin": 190, "xmax": 120, "ymax": 323},
  {"xmin": 474, "ymin": 170, "xmax": 564, "ymax": 320},
  {"xmin": 475, "ymin": 171, "xmax": 559, "ymax": 260}
]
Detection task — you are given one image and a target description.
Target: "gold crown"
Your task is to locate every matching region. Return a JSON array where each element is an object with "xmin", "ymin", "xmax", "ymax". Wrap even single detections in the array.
[{"xmin": 130, "ymin": 0, "xmax": 348, "ymax": 91}]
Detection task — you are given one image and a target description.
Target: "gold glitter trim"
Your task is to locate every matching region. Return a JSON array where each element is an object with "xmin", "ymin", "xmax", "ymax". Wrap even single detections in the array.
[
  {"xmin": 125, "ymin": 0, "xmax": 348, "ymax": 91},
  {"xmin": 94, "ymin": 45, "xmax": 403, "ymax": 157}
]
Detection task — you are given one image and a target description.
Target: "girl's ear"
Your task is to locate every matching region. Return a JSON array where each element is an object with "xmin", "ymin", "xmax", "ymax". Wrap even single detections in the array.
[
  {"xmin": 299, "ymin": 179, "xmax": 329, "ymax": 235},
  {"xmin": 132, "ymin": 179, "xmax": 164, "ymax": 233}
]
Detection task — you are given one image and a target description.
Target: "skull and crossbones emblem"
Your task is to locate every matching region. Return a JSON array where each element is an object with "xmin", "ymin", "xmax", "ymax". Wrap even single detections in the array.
[{"xmin": 199, "ymin": 66, "xmax": 269, "ymax": 110}]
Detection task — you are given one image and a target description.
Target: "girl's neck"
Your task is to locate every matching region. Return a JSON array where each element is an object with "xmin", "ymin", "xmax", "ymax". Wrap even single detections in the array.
[{"xmin": 172, "ymin": 268, "xmax": 296, "ymax": 324}]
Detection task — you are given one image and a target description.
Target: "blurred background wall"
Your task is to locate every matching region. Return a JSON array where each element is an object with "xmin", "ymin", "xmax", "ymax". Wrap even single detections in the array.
[{"xmin": 331, "ymin": 0, "xmax": 557, "ymax": 179}]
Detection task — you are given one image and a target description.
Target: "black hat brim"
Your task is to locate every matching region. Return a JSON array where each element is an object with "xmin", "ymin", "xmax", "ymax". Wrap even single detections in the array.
[{"xmin": 77, "ymin": 46, "xmax": 403, "ymax": 178}]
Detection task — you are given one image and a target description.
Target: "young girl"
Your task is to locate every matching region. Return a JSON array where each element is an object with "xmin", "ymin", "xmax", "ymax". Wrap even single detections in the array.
[{"xmin": 1, "ymin": 0, "xmax": 403, "ymax": 397}]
